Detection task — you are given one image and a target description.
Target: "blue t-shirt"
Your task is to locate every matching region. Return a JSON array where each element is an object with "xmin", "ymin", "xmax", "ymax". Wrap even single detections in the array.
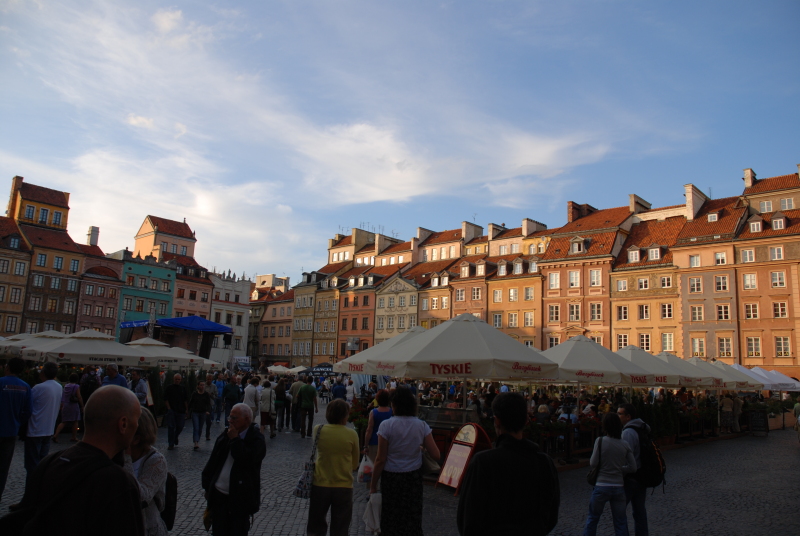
[
  {"xmin": 369, "ymin": 408, "xmax": 393, "ymax": 445},
  {"xmin": 102, "ymin": 374, "xmax": 128, "ymax": 388},
  {"xmin": 0, "ymin": 375, "xmax": 32, "ymax": 437},
  {"xmin": 331, "ymin": 384, "xmax": 347, "ymax": 400},
  {"xmin": 213, "ymin": 379, "xmax": 225, "ymax": 397}
]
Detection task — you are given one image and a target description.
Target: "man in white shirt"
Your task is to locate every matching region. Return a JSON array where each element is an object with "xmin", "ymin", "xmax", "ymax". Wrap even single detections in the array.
[
  {"xmin": 242, "ymin": 378, "xmax": 260, "ymax": 421},
  {"xmin": 23, "ymin": 362, "xmax": 62, "ymax": 487}
]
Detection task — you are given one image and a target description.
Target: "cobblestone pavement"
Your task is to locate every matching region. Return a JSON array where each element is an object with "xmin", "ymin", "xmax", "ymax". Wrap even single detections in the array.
[{"xmin": 2, "ymin": 406, "xmax": 799, "ymax": 535}]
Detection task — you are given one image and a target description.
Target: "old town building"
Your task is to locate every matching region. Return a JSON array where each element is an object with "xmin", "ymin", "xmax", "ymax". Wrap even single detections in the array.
[
  {"xmin": 209, "ymin": 271, "xmax": 251, "ymax": 363},
  {"xmin": 0, "ymin": 217, "xmax": 31, "ymax": 335},
  {"xmin": 374, "ymin": 270, "xmax": 420, "ymax": 344},
  {"xmin": 486, "ymin": 254, "xmax": 543, "ymax": 348},
  {"xmin": 76, "ymin": 228, "xmax": 124, "ymax": 336},
  {"xmin": 248, "ymin": 274, "xmax": 290, "ymax": 360}
]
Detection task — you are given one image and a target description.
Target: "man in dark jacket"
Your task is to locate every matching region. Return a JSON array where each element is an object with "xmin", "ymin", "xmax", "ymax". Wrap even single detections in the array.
[
  {"xmin": 457, "ymin": 392, "xmax": 559, "ymax": 536},
  {"xmin": 202, "ymin": 403, "xmax": 267, "ymax": 535}
]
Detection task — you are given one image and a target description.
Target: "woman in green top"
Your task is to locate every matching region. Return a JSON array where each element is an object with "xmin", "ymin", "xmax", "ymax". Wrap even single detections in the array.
[{"xmin": 307, "ymin": 399, "xmax": 360, "ymax": 536}]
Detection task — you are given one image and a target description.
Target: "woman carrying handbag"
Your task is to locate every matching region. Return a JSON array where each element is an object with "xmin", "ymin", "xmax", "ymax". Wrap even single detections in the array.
[{"xmin": 583, "ymin": 412, "xmax": 636, "ymax": 536}]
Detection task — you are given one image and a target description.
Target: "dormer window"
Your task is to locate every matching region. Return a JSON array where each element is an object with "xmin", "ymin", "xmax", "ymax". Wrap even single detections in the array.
[
  {"xmin": 356, "ymin": 258, "xmax": 362, "ymax": 266},
  {"xmin": 461, "ymin": 266, "xmax": 469, "ymax": 278},
  {"xmin": 358, "ymin": 277, "xmax": 364, "ymax": 286},
  {"xmin": 442, "ymin": 275, "xmax": 449, "ymax": 285},
  {"xmin": 188, "ymin": 268, "xmax": 195, "ymax": 277},
  {"xmin": 628, "ymin": 250, "xmax": 640, "ymax": 262},
  {"xmin": 648, "ymin": 248, "xmax": 660, "ymax": 261},
  {"xmin": 390, "ymin": 256, "xmax": 396, "ymax": 265},
  {"xmin": 332, "ymin": 277, "xmax": 338, "ymax": 286},
  {"xmin": 321, "ymin": 280, "xmax": 327, "ymax": 288},
  {"xmin": 773, "ymin": 218, "xmax": 785, "ymax": 230},
  {"xmin": 432, "ymin": 277, "xmax": 439, "ymax": 287},
  {"xmin": 529, "ymin": 262, "xmax": 538, "ymax": 273},
  {"xmin": 513, "ymin": 262, "xmax": 522, "ymax": 275},
  {"xmin": 176, "ymin": 266, "xmax": 184, "ymax": 274},
  {"xmin": 707, "ymin": 213, "xmax": 718, "ymax": 222},
  {"xmin": 476, "ymin": 264, "xmax": 485, "ymax": 276},
  {"xmin": 569, "ymin": 237, "xmax": 585, "ymax": 254},
  {"xmin": 750, "ymin": 221, "xmax": 762, "ymax": 233},
  {"xmin": 498, "ymin": 264, "xmax": 507, "ymax": 276},
  {"xmin": 368, "ymin": 276, "xmax": 374, "ymax": 285},
  {"xmin": 349, "ymin": 278, "xmax": 355, "ymax": 286},
  {"xmin": 199, "ymin": 270, "xmax": 206, "ymax": 278},
  {"xmin": 538, "ymin": 243, "xmax": 545, "ymax": 253},
  {"xmin": 9, "ymin": 237, "xmax": 19, "ymax": 249}
]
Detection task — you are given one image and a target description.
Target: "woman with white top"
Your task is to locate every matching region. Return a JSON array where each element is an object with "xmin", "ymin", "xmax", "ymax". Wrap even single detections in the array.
[
  {"xmin": 345, "ymin": 379, "xmax": 355, "ymax": 405},
  {"xmin": 125, "ymin": 408, "xmax": 168, "ymax": 536},
  {"xmin": 370, "ymin": 387, "xmax": 440, "ymax": 536},
  {"xmin": 583, "ymin": 412, "xmax": 636, "ymax": 536}
]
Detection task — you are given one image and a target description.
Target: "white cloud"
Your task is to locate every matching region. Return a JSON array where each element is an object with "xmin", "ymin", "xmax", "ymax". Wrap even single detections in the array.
[
  {"xmin": 152, "ymin": 9, "xmax": 182, "ymax": 34},
  {"xmin": 126, "ymin": 114, "xmax": 154, "ymax": 129},
  {"xmin": 174, "ymin": 122, "xmax": 187, "ymax": 138}
]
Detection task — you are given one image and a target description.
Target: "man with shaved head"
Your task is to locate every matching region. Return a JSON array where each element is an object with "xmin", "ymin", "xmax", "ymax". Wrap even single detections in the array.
[
  {"xmin": 0, "ymin": 385, "xmax": 145, "ymax": 535},
  {"xmin": 202, "ymin": 403, "xmax": 266, "ymax": 535}
]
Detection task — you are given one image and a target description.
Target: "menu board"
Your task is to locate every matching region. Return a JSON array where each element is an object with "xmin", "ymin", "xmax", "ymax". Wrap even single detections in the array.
[
  {"xmin": 436, "ymin": 423, "xmax": 492, "ymax": 495},
  {"xmin": 748, "ymin": 410, "xmax": 769, "ymax": 436}
]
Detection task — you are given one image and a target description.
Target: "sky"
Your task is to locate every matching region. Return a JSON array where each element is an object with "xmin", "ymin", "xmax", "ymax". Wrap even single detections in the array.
[{"xmin": 1, "ymin": 1, "xmax": 799, "ymax": 282}]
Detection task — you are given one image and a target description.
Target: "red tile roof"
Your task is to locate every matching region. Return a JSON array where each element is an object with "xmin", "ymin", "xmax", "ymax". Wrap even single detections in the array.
[
  {"xmin": 337, "ymin": 266, "xmax": 372, "ymax": 280},
  {"xmin": 161, "ymin": 252, "xmax": 203, "ymax": 268},
  {"xmin": 19, "ymin": 183, "xmax": 69, "ymax": 208},
  {"xmin": 317, "ymin": 261, "xmax": 351, "ymax": 274},
  {"xmin": 743, "ymin": 173, "xmax": 800, "ymax": 195},
  {"xmin": 736, "ymin": 209, "xmax": 800, "ymax": 240},
  {"xmin": 84, "ymin": 265, "xmax": 120, "ymax": 279},
  {"xmin": 355, "ymin": 244, "xmax": 376, "ymax": 254},
  {"xmin": 264, "ymin": 288, "xmax": 295, "ymax": 303},
  {"xmin": 379, "ymin": 241, "xmax": 411, "ymax": 254},
  {"xmin": 19, "ymin": 224, "xmax": 81, "ymax": 253},
  {"xmin": 419, "ymin": 229, "xmax": 462, "ymax": 246},
  {"xmin": 148, "ymin": 216, "xmax": 195, "ymax": 239},
  {"xmin": 465, "ymin": 235, "xmax": 488, "ymax": 245},
  {"xmin": 364, "ymin": 263, "xmax": 408, "ymax": 277},
  {"xmin": 646, "ymin": 204, "xmax": 685, "ymax": 212},
  {"xmin": 0, "ymin": 217, "xmax": 29, "ymax": 251},
  {"xmin": 676, "ymin": 196, "xmax": 746, "ymax": 244},
  {"xmin": 78, "ymin": 244, "xmax": 105, "ymax": 257},
  {"xmin": 540, "ymin": 231, "xmax": 619, "ymax": 261},
  {"xmin": 451, "ymin": 254, "xmax": 490, "ymax": 282},
  {"xmin": 557, "ymin": 206, "xmax": 632, "ymax": 235},
  {"xmin": 614, "ymin": 216, "xmax": 686, "ymax": 269},
  {"xmin": 493, "ymin": 227, "xmax": 523, "ymax": 240},
  {"xmin": 401, "ymin": 259, "xmax": 460, "ymax": 286},
  {"xmin": 331, "ymin": 235, "xmax": 352, "ymax": 247}
]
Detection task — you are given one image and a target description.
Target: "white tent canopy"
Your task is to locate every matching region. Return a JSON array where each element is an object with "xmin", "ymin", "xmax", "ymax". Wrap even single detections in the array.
[
  {"xmin": 730, "ymin": 364, "xmax": 777, "ymax": 390},
  {"xmin": 364, "ymin": 313, "xmax": 558, "ymax": 380},
  {"xmin": 543, "ymin": 336, "xmax": 654, "ymax": 386},
  {"xmin": 616, "ymin": 346, "xmax": 696, "ymax": 387},
  {"xmin": 25, "ymin": 329, "xmax": 158, "ymax": 367},
  {"xmin": 653, "ymin": 353, "xmax": 718, "ymax": 386},
  {"xmin": 0, "ymin": 330, "xmax": 66, "ymax": 356},
  {"xmin": 753, "ymin": 367, "xmax": 800, "ymax": 390},
  {"xmin": 710, "ymin": 360, "xmax": 763, "ymax": 389},
  {"xmin": 333, "ymin": 326, "xmax": 427, "ymax": 375},
  {"xmin": 685, "ymin": 357, "xmax": 739, "ymax": 389},
  {"xmin": 269, "ymin": 365, "xmax": 289, "ymax": 374}
]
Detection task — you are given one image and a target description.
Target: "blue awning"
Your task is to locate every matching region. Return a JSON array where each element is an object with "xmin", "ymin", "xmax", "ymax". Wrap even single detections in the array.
[
  {"xmin": 119, "ymin": 320, "xmax": 150, "ymax": 329},
  {"xmin": 156, "ymin": 316, "xmax": 233, "ymax": 334}
]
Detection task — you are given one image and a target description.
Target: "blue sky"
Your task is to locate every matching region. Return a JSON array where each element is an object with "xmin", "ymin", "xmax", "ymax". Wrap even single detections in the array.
[{"xmin": 1, "ymin": 1, "xmax": 798, "ymax": 282}]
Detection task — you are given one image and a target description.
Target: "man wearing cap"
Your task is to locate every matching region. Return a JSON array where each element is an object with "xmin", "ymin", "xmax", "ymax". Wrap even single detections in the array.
[{"xmin": 102, "ymin": 364, "xmax": 128, "ymax": 388}]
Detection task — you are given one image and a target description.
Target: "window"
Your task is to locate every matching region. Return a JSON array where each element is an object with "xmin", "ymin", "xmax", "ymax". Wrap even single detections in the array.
[
  {"xmin": 421, "ymin": 298, "xmax": 429, "ymax": 311},
  {"xmin": 24, "ymin": 205, "xmax": 34, "ymax": 219},
  {"xmin": 524, "ymin": 312, "xmax": 534, "ymax": 327},
  {"xmin": 9, "ymin": 238, "xmax": 18, "ymax": 249},
  {"xmin": 158, "ymin": 303, "xmax": 167, "ymax": 315},
  {"xmin": 508, "ymin": 313, "xmax": 518, "ymax": 328},
  {"xmin": 378, "ymin": 297, "xmax": 385, "ymax": 309},
  {"xmin": 691, "ymin": 337, "xmax": 705, "ymax": 357},
  {"xmin": 5, "ymin": 316, "xmax": 17, "ymax": 333},
  {"xmin": 135, "ymin": 299, "xmax": 144, "ymax": 312},
  {"xmin": 628, "ymin": 250, "xmax": 640, "ymax": 262},
  {"xmin": 617, "ymin": 306, "xmax": 628, "ymax": 320},
  {"xmin": 442, "ymin": 275, "xmax": 449, "ymax": 285},
  {"xmin": 548, "ymin": 273, "xmax": 560, "ymax": 289},
  {"xmin": 689, "ymin": 255, "xmax": 700, "ymax": 268},
  {"xmin": 548, "ymin": 336, "xmax": 560, "ymax": 348},
  {"xmin": 638, "ymin": 278, "xmax": 649, "ymax": 290},
  {"xmin": 718, "ymin": 337, "xmax": 732, "ymax": 357},
  {"xmin": 38, "ymin": 208, "xmax": 49, "ymax": 224},
  {"xmin": 29, "ymin": 296, "xmax": 41, "ymax": 311},
  {"xmin": 513, "ymin": 263, "xmax": 522, "ymax": 275},
  {"xmin": 137, "ymin": 277, "xmax": 147, "ymax": 288},
  {"xmin": 498, "ymin": 245, "xmax": 508, "ymax": 255},
  {"xmin": 741, "ymin": 249, "xmax": 754, "ymax": 263},
  {"xmin": 397, "ymin": 295, "xmax": 405, "ymax": 307},
  {"xmin": 568, "ymin": 304, "xmax": 580, "ymax": 321},
  {"xmin": 476, "ymin": 264, "xmax": 485, "ymax": 276},
  {"xmin": 590, "ymin": 270, "xmax": 601, "ymax": 287},
  {"xmin": 431, "ymin": 248, "xmax": 438, "ymax": 261},
  {"xmin": 472, "ymin": 287, "xmax": 481, "ymax": 300},
  {"xmin": 181, "ymin": 246, "xmax": 187, "ymax": 255},
  {"xmin": 456, "ymin": 288, "xmax": 465, "ymax": 301},
  {"xmin": 14, "ymin": 262, "xmax": 25, "ymax": 276},
  {"xmin": 707, "ymin": 213, "xmax": 718, "ymax": 222},
  {"xmin": 638, "ymin": 304, "xmax": 650, "ymax": 320},
  {"xmin": 744, "ymin": 303, "xmax": 759, "ymax": 319},
  {"xmin": 570, "ymin": 241, "xmax": 583, "ymax": 254},
  {"xmin": 508, "ymin": 288, "xmax": 518, "ymax": 302},
  {"xmin": 617, "ymin": 334, "xmax": 628, "ymax": 350},
  {"xmin": 94, "ymin": 305, "xmax": 103, "ymax": 317},
  {"xmin": 617, "ymin": 279, "xmax": 628, "ymax": 292},
  {"xmin": 773, "ymin": 218, "xmax": 786, "ymax": 230},
  {"xmin": 769, "ymin": 247, "xmax": 783, "ymax": 261},
  {"xmin": 548, "ymin": 304, "xmax": 560, "ymax": 322},
  {"xmin": 716, "ymin": 304, "xmax": 730, "ymax": 320},
  {"xmin": 450, "ymin": 245, "xmax": 456, "ymax": 258},
  {"xmin": 26, "ymin": 321, "xmax": 38, "ymax": 334},
  {"xmin": 759, "ymin": 200, "xmax": 772, "ymax": 213},
  {"xmin": 109, "ymin": 288, "xmax": 116, "ymax": 299},
  {"xmin": 493, "ymin": 289, "xmax": 502, "ymax": 303},
  {"xmin": 590, "ymin": 302, "xmax": 602, "ymax": 320},
  {"xmin": 9, "ymin": 288, "xmax": 20, "ymax": 304},
  {"xmin": 776, "ymin": 336, "xmax": 791, "ymax": 356},
  {"xmin": 398, "ymin": 315, "xmax": 406, "ymax": 329},
  {"xmin": 658, "ymin": 303, "xmax": 672, "ymax": 319},
  {"xmin": 689, "ymin": 277, "xmax": 702, "ymax": 293},
  {"xmin": 770, "ymin": 271, "xmax": 786, "ymax": 288},
  {"xmin": 639, "ymin": 333, "xmax": 651, "ymax": 351},
  {"xmin": 661, "ymin": 333, "xmax": 674, "ymax": 352},
  {"xmin": 568, "ymin": 271, "xmax": 580, "ymax": 288},
  {"xmin": 36, "ymin": 253, "xmax": 46, "ymax": 267},
  {"xmin": 377, "ymin": 316, "xmax": 385, "ymax": 330},
  {"xmin": 214, "ymin": 312, "xmax": 221, "ymax": 323},
  {"xmin": 498, "ymin": 265, "xmax": 507, "ymax": 276},
  {"xmin": 493, "ymin": 314, "xmax": 502, "ymax": 328},
  {"xmin": 189, "ymin": 290, "xmax": 197, "ymax": 301},
  {"xmin": 32, "ymin": 275, "xmax": 44, "ymax": 287},
  {"xmin": 774, "ymin": 302, "xmax": 788, "ymax": 318},
  {"xmin": 712, "ymin": 275, "xmax": 728, "ymax": 292},
  {"xmin": 362, "ymin": 317, "xmax": 369, "ymax": 330},
  {"xmin": 690, "ymin": 305, "xmax": 704, "ymax": 321},
  {"xmin": 409, "ymin": 314, "xmax": 417, "ymax": 327},
  {"xmin": 460, "ymin": 266, "xmax": 469, "ymax": 278},
  {"xmin": 431, "ymin": 297, "xmax": 438, "ymax": 310},
  {"xmin": 353, "ymin": 296, "xmax": 359, "ymax": 306},
  {"xmin": 746, "ymin": 337, "xmax": 761, "ymax": 357},
  {"xmin": 655, "ymin": 276, "xmax": 670, "ymax": 289},
  {"xmin": 171, "ymin": 244, "xmax": 177, "ymax": 254},
  {"xmin": 743, "ymin": 274, "xmax": 757, "ymax": 290},
  {"xmin": 410, "ymin": 295, "xmax": 417, "ymax": 306},
  {"xmin": 69, "ymin": 259, "xmax": 79, "ymax": 272},
  {"xmin": 0, "ymin": 260, "xmax": 7, "ymax": 274},
  {"xmin": 750, "ymin": 221, "xmax": 761, "ymax": 233},
  {"xmin": 387, "ymin": 316, "xmax": 395, "ymax": 329},
  {"xmin": 522, "ymin": 287, "xmax": 534, "ymax": 301},
  {"xmin": 714, "ymin": 252, "xmax": 726, "ymax": 265},
  {"xmin": 529, "ymin": 262, "xmax": 538, "ymax": 273},
  {"xmin": 442, "ymin": 297, "xmax": 449, "ymax": 309},
  {"xmin": 85, "ymin": 284, "xmax": 94, "ymax": 295},
  {"xmin": 780, "ymin": 198, "xmax": 794, "ymax": 210},
  {"xmin": 123, "ymin": 297, "xmax": 132, "ymax": 311}
]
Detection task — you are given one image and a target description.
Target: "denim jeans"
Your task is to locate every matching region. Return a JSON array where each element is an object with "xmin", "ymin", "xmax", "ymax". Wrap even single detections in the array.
[
  {"xmin": 624, "ymin": 478, "xmax": 649, "ymax": 536},
  {"xmin": 583, "ymin": 485, "xmax": 629, "ymax": 536},
  {"xmin": 167, "ymin": 409, "xmax": 186, "ymax": 448},
  {"xmin": 214, "ymin": 398, "xmax": 224, "ymax": 422},
  {"xmin": 0, "ymin": 436, "xmax": 16, "ymax": 501},
  {"xmin": 24, "ymin": 436, "xmax": 51, "ymax": 486},
  {"xmin": 192, "ymin": 412, "xmax": 207, "ymax": 443}
]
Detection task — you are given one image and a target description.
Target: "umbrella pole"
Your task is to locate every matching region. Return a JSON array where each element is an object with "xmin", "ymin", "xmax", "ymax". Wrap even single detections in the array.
[{"xmin": 462, "ymin": 378, "xmax": 467, "ymax": 424}]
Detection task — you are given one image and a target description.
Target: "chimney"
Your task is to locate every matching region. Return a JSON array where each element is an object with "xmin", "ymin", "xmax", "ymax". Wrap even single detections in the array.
[
  {"xmin": 328, "ymin": 234, "xmax": 344, "ymax": 249},
  {"xmin": 629, "ymin": 194, "xmax": 651, "ymax": 214},
  {"xmin": 488, "ymin": 223, "xmax": 505, "ymax": 239},
  {"xmin": 684, "ymin": 184, "xmax": 709, "ymax": 221},
  {"xmin": 743, "ymin": 168, "xmax": 756, "ymax": 188},
  {"xmin": 521, "ymin": 218, "xmax": 546, "ymax": 236},
  {"xmin": 567, "ymin": 201, "xmax": 581, "ymax": 223},
  {"xmin": 461, "ymin": 221, "xmax": 483, "ymax": 243},
  {"xmin": 87, "ymin": 226, "xmax": 100, "ymax": 246},
  {"xmin": 7, "ymin": 176, "xmax": 24, "ymax": 220},
  {"xmin": 416, "ymin": 227, "xmax": 433, "ymax": 242}
]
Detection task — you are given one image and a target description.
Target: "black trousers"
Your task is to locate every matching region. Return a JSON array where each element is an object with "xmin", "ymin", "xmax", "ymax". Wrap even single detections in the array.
[{"xmin": 209, "ymin": 487, "xmax": 251, "ymax": 536}]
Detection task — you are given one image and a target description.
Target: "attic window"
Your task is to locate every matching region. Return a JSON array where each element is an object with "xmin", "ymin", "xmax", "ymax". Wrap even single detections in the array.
[
  {"xmin": 176, "ymin": 266, "xmax": 184, "ymax": 274},
  {"xmin": 9, "ymin": 237, "xmax": 19, "ymax": 249},
  {"xmin": 750, "ymin": 222, "xmax": 762, "ymax": 233},
  {"xmin": 498, "ymin": 264, "xmax": 507, "ymax": 276},
  {"xmin": 707, "ymin": 213, "xmax": 718, "ymax": 222},
  {"xmin": 368, "ymin": 276, "xmax": 374, "ymax": 285},
  {"xmin": 349, "ymin": 278, "xmax": 355, "ymax": 286},
  {"xmin": 331, "ymin": 277, "xmax": 337, "ymax": 286},
  {"xmin": 773, "ymin": 218, "xmax": 785, "ymax": 230},
  {"xmin": 358, "ymin": 277, "xmax": 364, "ymax": 286},
  {"xmin": 321, "ymin": 280, "xmax": 327, "ymax": 288},
  {"xmin": 628, "ymin": 250, "xmax": 640, "ymax": 262},
  {"xmin": 476, "ymin": 264, "xmax": 485, "ymax": 276},
  {"xmin": 513, "ymin": 263, "xmax": 522, "ymax": 275},
  {"xmin": 442, "ymin": 275, "xmax": 449, "ymax": 285},
  {"xmin": 199, "ymin": 270, "xmax": 206, "ymax": 278},
  {"xmin": 461, "ymin": 266, "xmax": 469, "ymax": 277},
  {"xmin": 538, "ymin": 243, "xmax": 545, "ymax": 253},
  {"xmin": 648, "ymin": 248, "xmax": 660, "ymax": 261},
  {"xmin": 432, "ymin": 277, "xmax": 439, "ymax": 287},
  {"xmin": 529, "ymin": 262, "xmax": 538, "ymax": 273},
  {"xmin": 570, "ymin": 242, "xmax": 583, "ymax": 254}
]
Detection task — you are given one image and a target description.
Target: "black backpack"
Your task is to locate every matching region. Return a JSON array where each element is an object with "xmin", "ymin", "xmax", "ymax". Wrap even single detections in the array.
[
  {"xmin": 632, "ymin": 426, "xmax": 666, "ymax": 491},
  {"xmin": 533, "ymin": 451, "xmax": 560, "ymax": 536},
  {"xmin": 161, "ymin": 472, "xmax": 178, "ymax": 530}
]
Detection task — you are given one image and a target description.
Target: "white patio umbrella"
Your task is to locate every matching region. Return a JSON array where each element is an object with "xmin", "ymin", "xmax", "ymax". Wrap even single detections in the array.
[
  {"xmin": 754, "ymin": 367, "xmax": 800, "ymax": 390},
  {"xmin": 288, "ymin": 366, "xmax": 308, "ymax": 374},
  {"xmin": 710, "ymin": 360, "xmax": 763, "ymax": 389},
  {"xmin": 179, "ymin": 358, "xmax": 222, "ymax": 371},
  {"xmin": 126, "ymin": 339, "xmax": 199, "ymax": 368},
  {"xmin": 543, "ymin": 335, "xmax": 654, "ymax": 386},
  {"xmin": 25, "ymin": 329, "xmax": 157, "ymax": 367},
  {"xmin": 364, "ymin": 313, "xmax": 558, "ymax": 380},
  {"xmin": 269, "ymin": 365, "xmax": 289, "ymax": 374},
  {"xmin": 0, "ymin": 330, "xmax": 66, "ymax": 356},
  {"xmin": 616, "ymin": 346, "xmax": 696, "ymax": 387},
  {"xmin": 685, "ymin": 357, "xmax": 739, "ymax": 389},
  {"xmin": 653, "ymin": 352, "xmax": 718, "ymax": 386},
  {"xmin": 333, "ymin": 326, "xmax": 427, "ymax": 374},
  {"xmin": 730, "ymin": 364, "xmax": 777, "ymax": 390}
]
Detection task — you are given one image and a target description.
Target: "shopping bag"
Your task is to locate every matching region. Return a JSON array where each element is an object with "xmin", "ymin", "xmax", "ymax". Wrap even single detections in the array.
[
  {"xmin": 363, "ymin": 492, "xmax": 382, "ymax": 534},
  {"xmin": 357, "ymin": 455, "xmax": 374, "ymax": 483},
  {"xmin": 293, "ymin": 425, "xmax": 323, "ymax": 499}
]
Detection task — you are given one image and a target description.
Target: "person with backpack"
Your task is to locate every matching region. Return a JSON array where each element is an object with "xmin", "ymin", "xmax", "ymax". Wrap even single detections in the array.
[
  {"xmin": 124, "ymin": 407, "xmax": 169, "ymax": 536},
  {"xmin": 619, "ymin": 403, "xmax": 652, "ymax": 536},
  {"xmin": 457, "ymin": 392, "xmax": 559, "ymax": 536}
]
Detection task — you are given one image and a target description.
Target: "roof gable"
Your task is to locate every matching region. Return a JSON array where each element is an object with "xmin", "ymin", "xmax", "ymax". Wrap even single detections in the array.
[
  {"xmin": 19, "ymin": 183, "xmax": 69, "ymax": 209},
  {"xmin": 19, "ymin": 224, "xmax": 81, "ymax": 254},
  {"xmin": 147, "ymin": 216, "xmax": 195, "ymax": 240}
]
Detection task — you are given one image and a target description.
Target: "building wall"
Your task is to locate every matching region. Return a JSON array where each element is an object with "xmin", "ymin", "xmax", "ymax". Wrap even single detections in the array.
[
  {"xmin": 115, "ymin": 255, "xmax": 176, "ymax": 339},
  {"xmin": 21, "ymin": 247, "xmax": 84, "ymax": 334},
  {"xmin": 261, "ymin": 297, "xmax": 293, "ymax": 363},
  {"xmin": 209, "ymin": 273, "xmax": 251, "ymax": 362},
  {"xmin": 375, "ymin": 277, "xmax": 419, "ymax": 343},
  {"xmin": 173, "ymin": 278, "xmax": 213, "ymax": 318},
  {"xmin": 0, "ymin": 247, "xmax": 30, "ymax": 336},
  {"xmin": 487, "ymin": 271, "xmax": 542, "ymax": 348},
  {"xmin": 337, "ymin": 287, "xmax": 374, "ymax": 358},
  {"xmin": 313, "ymin": 288, "xmax": 339, "ymax": 365},
  {"xmin": 76, "ymin": 257, "xmax": 123, "ymax": 336},
  {"xmin": 291, "ymin": 284, "xmax": 317, "ymax": 366}
]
